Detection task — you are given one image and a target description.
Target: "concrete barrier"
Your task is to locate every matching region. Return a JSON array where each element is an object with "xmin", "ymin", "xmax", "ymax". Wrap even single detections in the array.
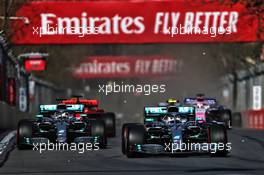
[{"xmin": 0, "ymin": 102, "xmax": 33, "ymax": 130}]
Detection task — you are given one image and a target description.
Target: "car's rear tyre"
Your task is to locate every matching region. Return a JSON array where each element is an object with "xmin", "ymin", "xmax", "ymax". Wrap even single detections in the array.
[
  {"xmin": 220, "ymin": 110, "xmax": 232, "ymax": 129},
  {"xmin": 122, "ymin": 123, "xmax": 145, "ymax": 158},
  {"xmin": 208, "ymin": 124, "xmax": 229, "ymax": 157},
  {"xmin": 17, "ymin": 119, "xmax": 33, "ymax": 150},
  {"xmin": 91, "ymin": 120, "xmax": 107, "ymax": 149},
  {"xmin": 102, "ymin": 113, "xmax": 116, "ymax": 137}
]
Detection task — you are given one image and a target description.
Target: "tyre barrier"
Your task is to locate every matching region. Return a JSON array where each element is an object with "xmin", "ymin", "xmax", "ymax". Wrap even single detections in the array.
[{"xmin": 244, "ymin": 110, "xmax": 264, "ymax": 130}]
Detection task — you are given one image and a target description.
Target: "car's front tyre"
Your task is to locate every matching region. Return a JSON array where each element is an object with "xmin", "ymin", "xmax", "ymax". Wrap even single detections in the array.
[
  {"xmin": 208, "ymin": 124, "xmax": 229, "ymax": 157},
  {"xmin": 17, "ymin": 119, "xmax": 33, "ymax": 150},
  {"xmin": 91, "ymin": 120, "xmax": 107, "ymax": 149},
  {"xmin": 122, "ymin": 123, "xmax": 145, "ymax": 158}
]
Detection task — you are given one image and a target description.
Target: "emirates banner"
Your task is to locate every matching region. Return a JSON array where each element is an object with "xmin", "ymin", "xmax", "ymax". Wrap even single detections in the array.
[
  {"xmin": 73, "ymin": 56, "xmax": 182, "ymax": 78},
  {"xmin": 12, "ymin": 1, "xmax": 262, "ymax": 44}
]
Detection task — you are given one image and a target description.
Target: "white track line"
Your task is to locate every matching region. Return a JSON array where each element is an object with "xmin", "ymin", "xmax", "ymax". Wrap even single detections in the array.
[{"xmin": 0, "ymin": 130, "xmax": 16, "ymax": 154}]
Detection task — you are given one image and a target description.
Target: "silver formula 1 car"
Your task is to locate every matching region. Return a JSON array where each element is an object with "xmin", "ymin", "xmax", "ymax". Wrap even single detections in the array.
[
  {"xmin": 122, "ymin": 105, "xmax": 230, "ymax": 158},
  {"xmin": 17, "ymin": 104, "xmax": 107, "ymax": 149}
]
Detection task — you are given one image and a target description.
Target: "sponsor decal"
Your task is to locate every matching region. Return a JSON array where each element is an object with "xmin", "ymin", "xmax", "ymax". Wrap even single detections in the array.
[
  {"xmin": 12, "ymin": 1, "xmax": 262, "ymax": 44},
  {"xmin": 24, "ymin": 59, "xmax": 46, "ymax": 71},
  {"xmin": 73, "ymin": 56, "xmax": 181, "ymax": 78}
]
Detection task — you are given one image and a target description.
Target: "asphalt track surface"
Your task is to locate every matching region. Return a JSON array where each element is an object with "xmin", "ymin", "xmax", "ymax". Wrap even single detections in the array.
[{"xmin": 0, "ymin": 128, "xmax": 263, "ymax": 175}]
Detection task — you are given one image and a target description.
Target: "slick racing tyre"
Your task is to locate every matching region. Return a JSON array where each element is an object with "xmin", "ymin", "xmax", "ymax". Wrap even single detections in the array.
[
  {"xmin": 91, "ymin": 120, "xmax": 107, "ymax": 149},
  {"xmin": 17, "ymin": 119, "xmax": 33, "ymax": 150},
  {"xmin": 122, "ymin": 123, "xmax": 145, "ymax": 158},
  {"xmin": 122, "ymin": 124, "xmax": 128, "ymax": 154},
  {"xmin": 208, "ymin": 124, "xmax": 229, "ymax": 157},
  {"xmin": 220, "ymin": 110, "xmax": 232, "ymax": 129},
  {"xmin": 122, "ymin": 123, "xmax": 142, "ymax": 154},
  {"xmin": 122, "ymin": 123, "xmax": 135, "ymax": 154},
  {"xmin": 102, "ymin": 112, "xmax": 116, "ymax": 137}
]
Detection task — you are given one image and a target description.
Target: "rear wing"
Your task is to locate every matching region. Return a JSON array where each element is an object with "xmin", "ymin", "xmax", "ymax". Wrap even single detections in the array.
[
  {"xmin": 61, "ymin": 99, "xmax": 98, "ymax": 107},
  {"xmin": 183, "ymin": 98, "xmax": 217, "ymax": 105},
  {"xmin": 39, "ymin": 104, "xmax": 84, "ymax": 113},
  {"xmin": 166, "ymin": 106, "xmax": 194, "ymax": 114},
  {"xmin": 144, "ymin": 107, "xmax": 167, "ymax": 116},
  {"xmin": 144, "ymin": 106, "xmax": 194, "ymax": 115},
  {"xmin": 178, "ymin": 106, "xmax": 195, "ymax": 114},
  {"xmin": 65, "ymin": 104, "xmax": 84, "ymax": 111},
  {"xmin": 39, "ymin": 105, "xmax": 57, "ymax": 112}
]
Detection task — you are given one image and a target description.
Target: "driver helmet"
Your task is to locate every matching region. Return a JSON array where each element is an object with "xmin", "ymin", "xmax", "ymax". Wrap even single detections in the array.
[{"xmin": 166, "ymin": 98, "xmax": 179, "ymax": 105}]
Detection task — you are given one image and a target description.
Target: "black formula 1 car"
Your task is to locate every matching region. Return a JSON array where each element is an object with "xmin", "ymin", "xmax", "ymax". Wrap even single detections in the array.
[
  {"xmin": 183, "ymin": 94, "xmax": 232, "ymax": 129},
  {"xmin": 17, "ymin": 104, "xmax": 107, "ymax": 149},
  {"xmin": 122, "ymin": 105, "xmax": 230, "ymax": 158}
]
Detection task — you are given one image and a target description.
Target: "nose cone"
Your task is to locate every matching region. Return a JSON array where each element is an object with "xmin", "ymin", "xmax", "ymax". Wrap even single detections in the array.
[
  {"xmin": 56, "ymin": 122, "xmax": 68, "ymax": 143},
  {"xmin": 57, "ymin": 130, "xmax": 67, "ymax": 142}
]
